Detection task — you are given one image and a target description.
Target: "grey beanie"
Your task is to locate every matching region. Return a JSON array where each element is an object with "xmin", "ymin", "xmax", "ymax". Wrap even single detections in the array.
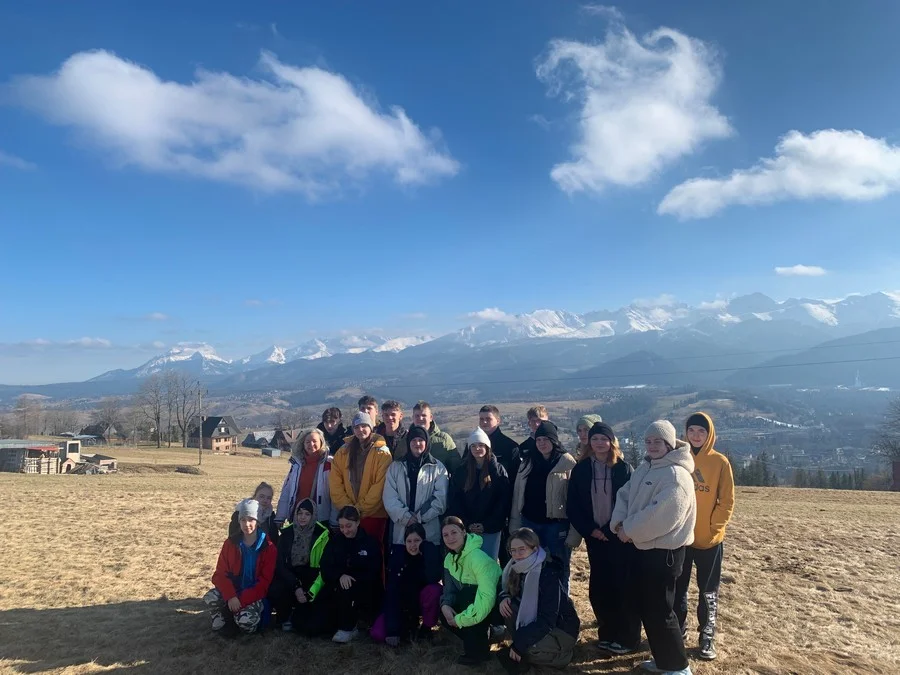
[
  {"xmin": 468, "ymin": 427, "xmax": 491, "ymax": 449},
  {"xmin": 238, "ymin": 498, "xmax": 260, "ymax": 521},
  {"xmin": 351, "ymin": 411, "xmax": 374, "ymax": 429},
  {"xmin": 644, "ymin": 420, "xmax": 677, "ymax": 449},
  {"xmin": 577, "ymin": 414, "xmax": 603, "ymax": 430}
]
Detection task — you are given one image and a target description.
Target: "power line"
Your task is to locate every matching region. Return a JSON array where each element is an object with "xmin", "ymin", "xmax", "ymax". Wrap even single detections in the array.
[{"xmin": 378, "ymin": 354, "xmax": 900, "ymax": 389}]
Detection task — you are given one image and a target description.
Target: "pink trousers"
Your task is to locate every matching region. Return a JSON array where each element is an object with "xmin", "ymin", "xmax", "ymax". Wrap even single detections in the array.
[{"xmin": 370, "ymin": 583, "xmax": 442, "ymax": 642}]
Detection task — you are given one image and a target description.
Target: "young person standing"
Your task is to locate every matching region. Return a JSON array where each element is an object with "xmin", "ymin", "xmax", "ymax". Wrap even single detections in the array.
[
  {"xmin": 611, "ymin": 420, "xmax": 696, "ymax": 675},
  {"xmin": 317, "ymin": 407, "xmax": 347, "ymax": 453},
  {"xmin": 566, "ymin": 422, "xmax": 639, "ymax": 654},
  {"xmin": 329, "ymin": 412, "xmax": 393, "ymax": 552},
  {"xmin": 413, "ymin": 401, "xmax": 461, "ymax": 475},
  {"xmin": 447, "ymin": 428, "xmax": 511, "ymax": 560},
  {"xmin": 509, "ymin": 420, "xmax": 576, "ymax": 593},
  {"xmin": 518, "ymin": 405, "xmax": 549, "ymax": 460},
  {"xmin": 676, "ymin": 412, "xmax": 735, "ymax": 661},
  {"xmin": 376, "ymin": 400, "xmax": 408, "ymax": 459}
]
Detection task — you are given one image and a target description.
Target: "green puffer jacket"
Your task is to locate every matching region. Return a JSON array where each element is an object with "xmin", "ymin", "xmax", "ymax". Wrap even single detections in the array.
[
  {"xmin": 441, "ymin": 533, "xmax": 502, "ymax": 628},
  {"xmin": 428, "ymin": 423, "xmax": 462, "ymax": 475}
]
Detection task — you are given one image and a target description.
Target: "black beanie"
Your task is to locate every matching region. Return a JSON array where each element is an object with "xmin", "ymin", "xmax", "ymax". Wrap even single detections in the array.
[
  {"xmin": 296, "ymin": 498, "xmax": 315, "ymax": 515},
  {"xmin": 406, "ymin": 424, "xmax": 430, "ymax": 451},
  {"xmin": 588, "ymin": 422, "xmax": 616, "ymax": 444},
  {"xmin": 534, "ymin": 420, "xmax": 560, "ymax": 447},
  {"xmin": 686, "ymin": 413, "xmax": 710, "ymax": 433}
]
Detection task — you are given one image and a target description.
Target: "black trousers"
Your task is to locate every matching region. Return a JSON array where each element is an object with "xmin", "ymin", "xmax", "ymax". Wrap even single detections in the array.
[
  {"xmin": 675, "ymin": 543, "xmax": 723, "ymax": 641},
  {"xmin": 268, "ymin": 566, "xmax": 318, "ymax": 624},
  {"xmin": 634, "ymin": 547, "xmax": 689, "ymax": 672},
  {"xmin": 308, "ymin": 580, "xmax": 376, "ymax": 635},
  {"xmin": 586, "ymin": 538, "xmax": 641, "ymax": 649},
  {"xmin": 440, "ymin": 586, "xmax": 491, "ymax": 658}
]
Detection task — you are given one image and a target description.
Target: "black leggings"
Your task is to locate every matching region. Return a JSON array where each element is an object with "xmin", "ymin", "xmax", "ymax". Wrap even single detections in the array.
[{"xmin": 634, "ymin": 547, "xmax": 689, "ymax": 672}]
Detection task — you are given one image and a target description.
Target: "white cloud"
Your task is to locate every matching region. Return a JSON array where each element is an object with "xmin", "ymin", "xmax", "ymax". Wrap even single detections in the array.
[
  {"xmin": 535, "ymin": 17, "xmax": 731, "ymax": 193},
  {"xmin": 698, "ymin": 299, "xmax": 728, "ymax": 310},
  {"xmin": 402, "ymin": 312, "xmax": 428, "ymax": 320},
  {"xmin": 144, "ymin": 312, "xmax": 169, "ymax": 321},
  {"xmin": 658, "ymin": 129, "xmax": 900, "ymax": 219},
  {"xmin": 151, "ymin": 340, "xmax": 166, "ymax": 349},
  {"xmin": 775, "ymin": 264, "xmax": 828, "ymax": 277},
  {"xmin": 581, "ymin": 4, "xmax": 624, "ymax": 21},
  {"xmin": 633, "ymin": 293, "xmax": 677, "ymax": 308},
  {"xmin": 7, "ymin": 50, "xmax": 459, "ymax": 198},
  {"xmin": 466, "ymin": 308, "xmax": 515, "ymax": 323},
  {"xmin": 0, "ymin": 337, "xmax": 113, "ymax": 355},
  {"xmin": 0, "ymin": 150, "xmax": 36, "ymax": 170}
]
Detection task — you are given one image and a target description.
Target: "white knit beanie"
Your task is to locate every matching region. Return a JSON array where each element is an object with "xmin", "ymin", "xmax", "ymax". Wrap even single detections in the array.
[
  {"xmin": 644, "ymin": 420, "xmax": 677, "ymax": 449},
  {"xmin": 468, "ymin": 427, "xmax": 491, "ymax": 449}
]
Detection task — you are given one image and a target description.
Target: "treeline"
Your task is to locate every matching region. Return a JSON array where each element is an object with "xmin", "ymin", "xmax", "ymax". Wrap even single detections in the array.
[{"xmin": 792, "ymin": 467, "xmax": 868, "ymax": 490}]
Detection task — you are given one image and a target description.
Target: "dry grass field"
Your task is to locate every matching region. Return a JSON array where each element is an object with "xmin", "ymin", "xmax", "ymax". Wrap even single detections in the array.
[{"xmin": 0, "ymin": 447, "xmax": 897, "ymax": 675}]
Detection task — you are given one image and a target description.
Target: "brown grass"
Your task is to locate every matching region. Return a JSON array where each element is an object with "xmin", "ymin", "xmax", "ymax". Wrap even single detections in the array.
[{"xmin": 0, "ymin": 447, "xmax": 897, "ymax": 674}]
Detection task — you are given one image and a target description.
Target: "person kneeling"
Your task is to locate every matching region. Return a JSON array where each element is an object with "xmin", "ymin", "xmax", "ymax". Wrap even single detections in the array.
[
  {"xmin": 497, "ymin": 528, "xmax": 580, "ymax": 673},
  {"xmin": 308, "ymin": 505, "xmax": 383, "ymax": 643},
  {"xmin": 371, "ymin": 523, "xmax": 443, "ymax": 646},
  {"xmin": 269, "ymin": 499, "xmax": 330, "ymax": 632},
  {"xmin": 439, "ymin": 516, "xmax": 502, "ymax": 667},
  {"xmin": 204, "ymin": 498, "xmax": 277, "ymax": 637}
]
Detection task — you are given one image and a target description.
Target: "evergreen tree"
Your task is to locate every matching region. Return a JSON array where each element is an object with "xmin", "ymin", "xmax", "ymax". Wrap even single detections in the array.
[
  {"xmin": 793, "ymin": 468, "xmax": 807, "ymax": 488},
  {"xmin": 760, "ymin": 452, "xmax": 771, "ymax": 487},
  {"xmin": 816, "ymin": 469, "xmax": 827, "ymax": 489},
  {"xmin": 828, "ymin": 472, "xmax": 840, "ymax": 489}
]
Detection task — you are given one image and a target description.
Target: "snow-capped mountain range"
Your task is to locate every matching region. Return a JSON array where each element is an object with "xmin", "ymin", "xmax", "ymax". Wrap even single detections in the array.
[{"xmin": 90, "ymin": 291, "xmax": 900, "ymax": 381}]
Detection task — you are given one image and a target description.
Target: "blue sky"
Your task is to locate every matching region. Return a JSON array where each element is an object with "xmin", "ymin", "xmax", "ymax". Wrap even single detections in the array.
[{"xmin": 2, "ymin": 1, "xmax": 900, "ymax": 384}]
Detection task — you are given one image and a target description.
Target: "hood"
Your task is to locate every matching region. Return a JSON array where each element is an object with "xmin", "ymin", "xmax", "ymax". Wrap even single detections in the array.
[
  {"xmin": 461, "ymin": 532, "xmax": 484, "ymax": 556},
  {"xmin": 685, "ymin": 411, "xmax": 717, "ymax": 456},
  {"xmin": 651, "ymin": 439, "xmax": 695, "ymax": 474},
  {"xmin": 294, "ymin": 496, "xmax": 318, "ymax": 524}
]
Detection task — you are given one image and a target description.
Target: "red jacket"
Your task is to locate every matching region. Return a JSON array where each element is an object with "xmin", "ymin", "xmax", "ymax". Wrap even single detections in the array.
[{"xmin": 212, "ymin": 533, "xmax": 277, "ymax": 607}]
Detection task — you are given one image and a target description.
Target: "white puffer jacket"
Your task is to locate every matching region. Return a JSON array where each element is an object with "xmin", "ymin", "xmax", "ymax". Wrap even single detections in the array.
[{"xmin": 610, "ymin": 440, "xmax": 696, "ymax": 551}]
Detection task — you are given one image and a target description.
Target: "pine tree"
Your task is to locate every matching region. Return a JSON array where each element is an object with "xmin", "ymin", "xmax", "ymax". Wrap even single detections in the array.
[
  {"xmin": 828, "ymin": 472, "xmax": 840, "ymax": 489},
  {"xmin": 816, "ymin": 469, "xmax": 827, "ymax": 489},
  {"xmin": 793, "ymin": 468, "xmax": 807, "ymax": 488}
]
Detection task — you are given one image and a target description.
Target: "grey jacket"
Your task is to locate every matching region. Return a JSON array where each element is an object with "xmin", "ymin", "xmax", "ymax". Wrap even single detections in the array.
[{"xmin": 383, "ymin": 454, "xmax": 449, "ymax": 546}]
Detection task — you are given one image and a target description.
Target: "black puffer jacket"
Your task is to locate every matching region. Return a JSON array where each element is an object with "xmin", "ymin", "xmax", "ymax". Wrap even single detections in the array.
[
  {"xmin": 566, "ymin": 457, "xmax": 632, "ymax": 539},
  {"xmin": 488, "ymin": 428, "xmax": 521, "ymax": 484},
  {"xmin": 319, "ymin": 527, "xmax": 383, "ymax": 587},
  {"xmin": 448, "ymin": 455, "xmax": 510, "ymax": 534},
  {"xmin": 317, "ymin": 422, "xmax": 347, "ymax": 454}
]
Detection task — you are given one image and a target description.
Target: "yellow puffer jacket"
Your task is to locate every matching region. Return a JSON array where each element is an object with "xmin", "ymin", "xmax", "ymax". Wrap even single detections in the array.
[{"xmin": 329, "ymin": 434, "xmax": 393, "ymax": 519}]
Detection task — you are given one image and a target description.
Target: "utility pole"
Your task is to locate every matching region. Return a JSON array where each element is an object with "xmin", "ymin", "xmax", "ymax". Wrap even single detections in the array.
[{"xmin": 197, "ymin": 388, "xmax": 203, "ymax": 466}]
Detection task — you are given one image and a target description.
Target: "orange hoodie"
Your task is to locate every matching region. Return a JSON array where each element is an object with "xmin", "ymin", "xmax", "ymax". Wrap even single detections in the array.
[{"xmin": 685, "ymin": 412, "xmax": 735, "ymax": 549}]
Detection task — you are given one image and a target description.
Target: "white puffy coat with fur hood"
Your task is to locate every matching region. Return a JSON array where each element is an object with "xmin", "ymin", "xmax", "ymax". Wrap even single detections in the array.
[{"xmin": 610, "ymin": 440, "xmax": 696, "ymax": 551}]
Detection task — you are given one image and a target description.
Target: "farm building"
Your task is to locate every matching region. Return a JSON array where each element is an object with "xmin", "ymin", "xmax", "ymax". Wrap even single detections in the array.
[
  {"xmin": 189, "ymin": 416, "xmax": 241, "ymax": 454},
  {"xmin": 269, "ymin": 428, "xmax": 297, "ymax": 453},
  {"xmin": 0, "ymin": 440, "xmax": 61, "ymax": 474},
  {"xmin": 58, "ymin": 440, "xmax": 118, "ymax": 474},
  {"xmin": 262, "ymin": 447, "xmax": 282, "ymax": 458},
  {"xmin": 78, "ymin": 423, "xmax": 126, "ymax": 445}
]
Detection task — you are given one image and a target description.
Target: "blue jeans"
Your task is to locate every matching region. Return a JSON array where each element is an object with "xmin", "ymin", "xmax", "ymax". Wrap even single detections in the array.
[
  {"xmin": 521, "ymin": 517, "xmax": 571, "ymax": 595},
  {"xmin": 479, "ymin": 531, "xmax": 502, "ymax": 560}
]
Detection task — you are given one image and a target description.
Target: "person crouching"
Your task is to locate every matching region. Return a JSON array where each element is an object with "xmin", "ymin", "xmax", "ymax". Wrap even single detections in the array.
[
  {"xmin": 610, "ymin": 421, "xmax": 697, "ymax": 675},
  {"xmin": 497, "ymin": 528, "xmax": 580, "ymax": 673},
  {"xmin": 204, "ymin": 498, "xmax": 277, "ymax": 637}
]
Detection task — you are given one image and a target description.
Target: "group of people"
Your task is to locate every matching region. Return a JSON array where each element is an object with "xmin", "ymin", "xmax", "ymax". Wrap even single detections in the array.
[{"xmin": 204, "ymin": 398, "xmax": 735, "ymax": 675}]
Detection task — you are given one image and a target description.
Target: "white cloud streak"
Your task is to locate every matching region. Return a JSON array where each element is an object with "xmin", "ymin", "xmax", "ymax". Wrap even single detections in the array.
[
  {"xmin": 0, "ymin": 150, "xmax": 36, "ymax": 170},
  {"xmin": 536, "ymin": 17, "xmax": 731, "ymax": 193},
  {"xmin": 658, "ymin": 129, "xmax": 900, "ymax": 219},
  {"xmin": 466, "ymin": 308, "xmax": 515, "ymax": 323},
  {"xmin": 6, "ymin": 50, "xmax": 459, "ymax": 198},
  {"xmin": 633, "ymin": 293, "xmax": 678, "ymax": 308},
  {"xmin": 775, "ymin": 264, "xmax": 827, "ymax": 277}
]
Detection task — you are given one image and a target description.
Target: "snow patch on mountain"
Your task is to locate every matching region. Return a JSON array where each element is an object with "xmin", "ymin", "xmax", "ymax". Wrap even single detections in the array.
[
  {"xmin": 372, "ymin": 336, "xmax": 435, "ymax": 352},
  {"xmin": 135, "ymin": 343, "xmax": 232, "ymax": 377},
  {"xmin": 801, "ymin": 303, "xmax": 838, "ymax": 326}
]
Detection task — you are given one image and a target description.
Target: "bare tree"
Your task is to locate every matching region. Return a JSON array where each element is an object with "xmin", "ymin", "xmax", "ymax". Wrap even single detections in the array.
[
  {"xmin": 271, "ymin": 407, "xmax": 313, "ymax": 433},
  {"xmin": 169, "ymin": 374, "xmax": 199, "ymax": 447},
  {"xmin": 48, "ymin": 407, "xmax": 83, "ymax": 436},
  {"xmin": 136, "ymin": 374, "xmax": 165, "ymax": 448},
  {"xmin": 15, "ymin": 395, "xmax": 44, "ymax": 437},
  {"xmin": 93, "ymin": 397, "xmax": 123, "ymax": 430},
  {"xmin": 874, "ymin": 396, "xmax": 900, "ymax": 461},
  {"xmin": 163, "ymin": 372, "xmax": 178, "ymax": 448}
]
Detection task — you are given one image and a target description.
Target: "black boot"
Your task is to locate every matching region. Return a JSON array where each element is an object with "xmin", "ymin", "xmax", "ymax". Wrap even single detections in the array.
[{"xmin": 497, "ymin": 650, "xmax": 531, "ymax": 674}]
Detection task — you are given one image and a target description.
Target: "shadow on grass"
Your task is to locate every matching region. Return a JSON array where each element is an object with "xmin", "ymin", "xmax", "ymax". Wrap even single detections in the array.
[{"xmin": 0, "ymin": 599, "xmax": 641, "ymax": 674}]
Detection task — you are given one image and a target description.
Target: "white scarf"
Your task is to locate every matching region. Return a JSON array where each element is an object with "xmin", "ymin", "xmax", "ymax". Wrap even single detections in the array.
[{"xmin": 502, "ymin": 546, "xmax": 547, "ymax": 629}]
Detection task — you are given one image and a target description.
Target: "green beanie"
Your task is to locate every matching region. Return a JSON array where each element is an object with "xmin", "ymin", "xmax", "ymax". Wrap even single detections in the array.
[{"xmin": 577, "ymin": 414, "xmax": 603, "ymax": 431}]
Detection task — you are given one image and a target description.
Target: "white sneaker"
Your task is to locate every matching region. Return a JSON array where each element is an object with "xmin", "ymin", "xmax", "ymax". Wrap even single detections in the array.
[
  {"xmin": 281, "ymin": 620, "xmax": 293, "ymax": 632},
  {"xmin": 211, "ymin": 615, "xmax": 226, "ymax": 631},
  {"xmin": 664, "ymin": 668, "xmax": 692, "ymax": 675},
  {"xmin": 640, "ymin": 661, "xmax": 664, "ymax": 673},
  {"xmin": 332, "ymin": 628, "xmax": 359, "ymax": 643}
]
